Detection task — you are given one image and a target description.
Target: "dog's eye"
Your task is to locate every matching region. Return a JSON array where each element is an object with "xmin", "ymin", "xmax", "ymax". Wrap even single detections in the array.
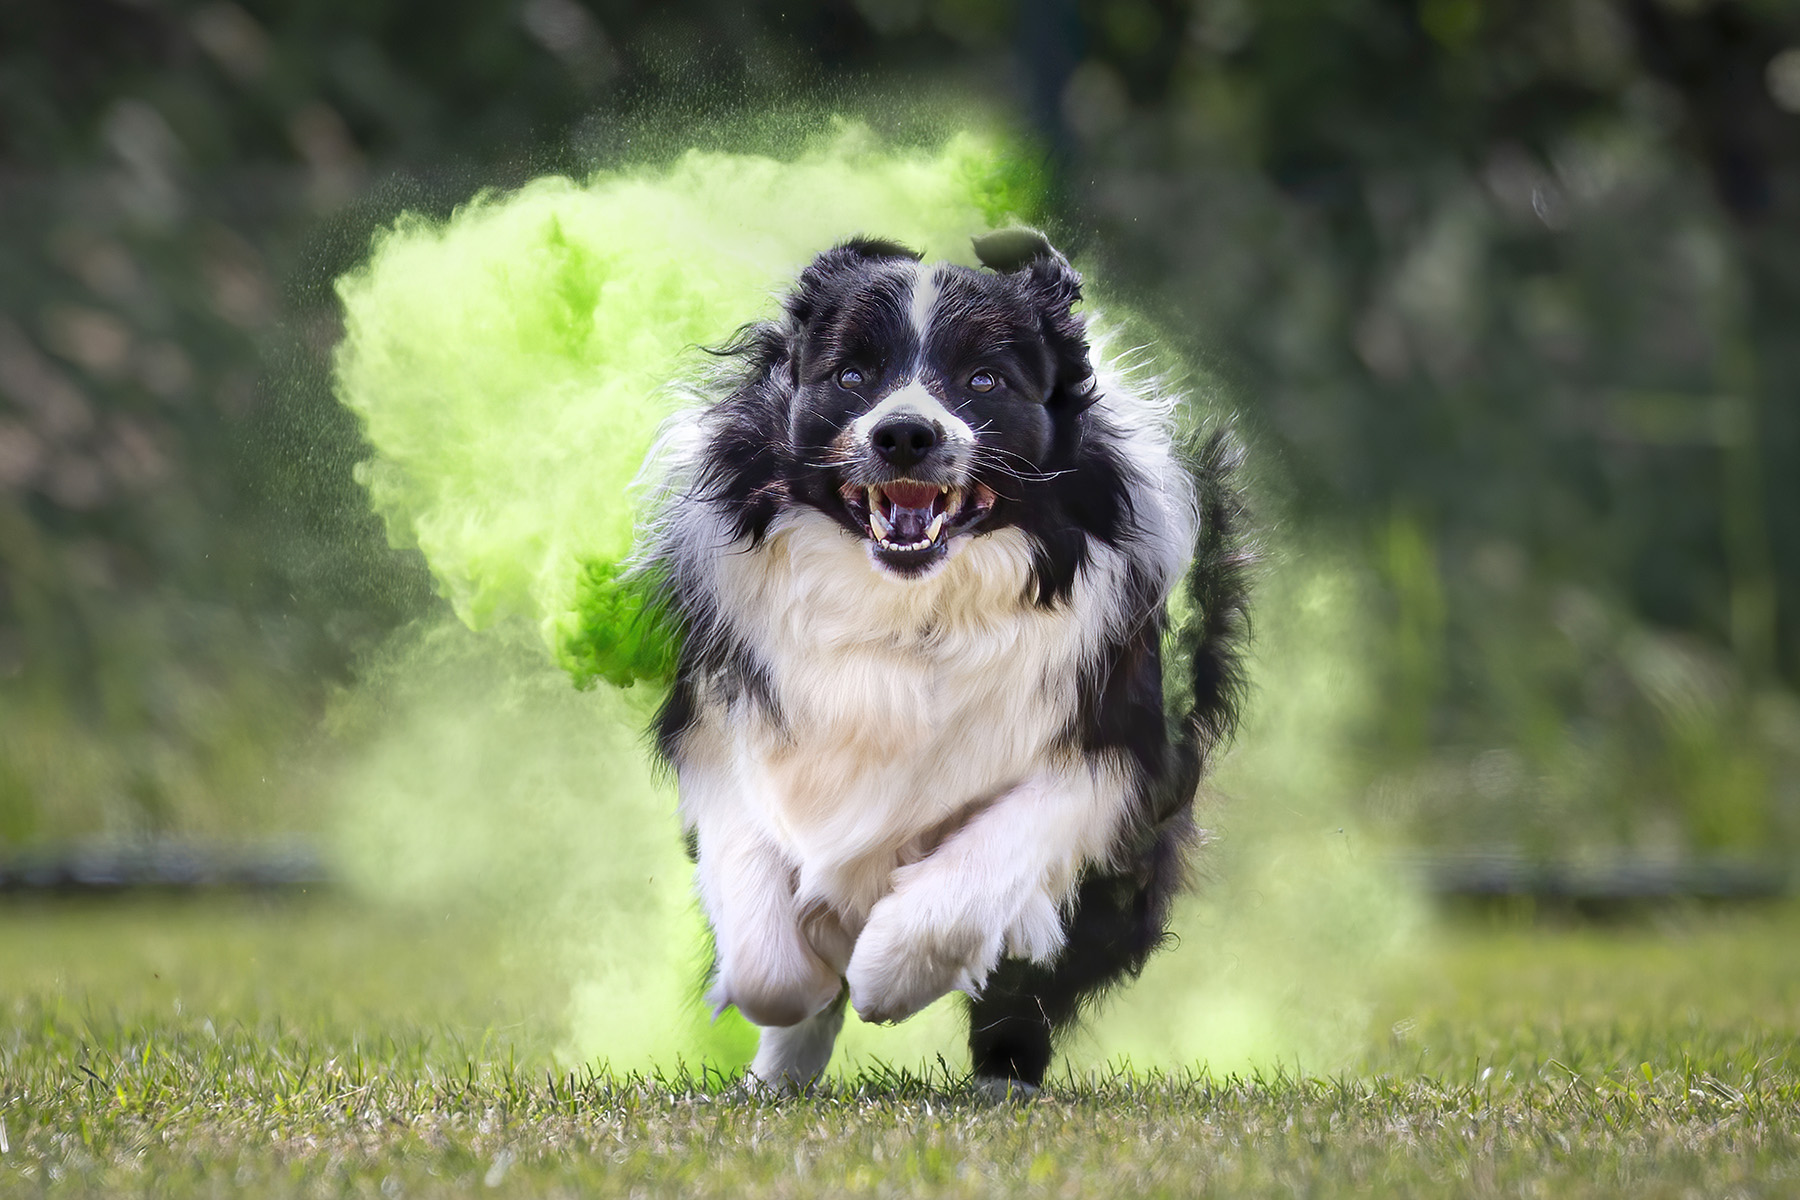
[
  {"xmin": 968, "ymin": 370, "xmax": 999, "ymax": 393},
  {"xmin": 837, "ymin": 366, "xmax": 865, "ymax": 389}
]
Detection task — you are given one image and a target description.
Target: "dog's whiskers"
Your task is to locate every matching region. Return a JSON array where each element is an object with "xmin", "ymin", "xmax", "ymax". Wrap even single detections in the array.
[{"xmin": 970, "ymin": 448, "xmax": 1070, "ymax": 484}]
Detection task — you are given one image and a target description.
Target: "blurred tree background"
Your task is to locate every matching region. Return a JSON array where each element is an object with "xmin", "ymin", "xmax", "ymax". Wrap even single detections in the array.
[{"xmin": 3, "ymin": 0, "xmax": 1799, "ymax": 862}]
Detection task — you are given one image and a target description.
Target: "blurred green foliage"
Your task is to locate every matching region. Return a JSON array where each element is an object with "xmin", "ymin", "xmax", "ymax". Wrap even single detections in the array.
[{"xmin": 2, "ymin": 0, "xmax": 1799, "ymax": 858}]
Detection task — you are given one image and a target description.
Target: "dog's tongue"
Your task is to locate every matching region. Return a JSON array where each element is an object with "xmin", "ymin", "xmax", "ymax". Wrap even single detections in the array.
[
  {"xmin": 883, "ymin": 481, "xmax": 937, "ymax": 509},
  {"xmin": 881, "ymin": 482, "xmax": 939, "ymax": 545}
]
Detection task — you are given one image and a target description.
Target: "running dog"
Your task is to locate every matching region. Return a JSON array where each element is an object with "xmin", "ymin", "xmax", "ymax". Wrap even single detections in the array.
[{"xmin": 641, "ymin": 229, "xmax": 1249, "ymax": 1094}]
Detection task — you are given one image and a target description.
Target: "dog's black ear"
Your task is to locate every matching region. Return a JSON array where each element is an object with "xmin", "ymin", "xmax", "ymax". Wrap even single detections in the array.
[
  {"xmin": 973, "ymin": 227, "xmax": 1082, "ymax": 314},
  {"xmin": 972, "ymin": 228, "xmax": 1058, "ymax": 273},
  {"xmin": 835, "ymin": 236, "xmax": 923, "ymax": 263},
  {"xmin": 976, "ymin": 228, "xmax": 1090, "ymax": 405},
  {"xmin": 787, "ymin": 236, "xmax": 921, "ymax": 329},
  {"xmin": 801, "ymin": 237, "xmax": 922, "ymax": 285}
]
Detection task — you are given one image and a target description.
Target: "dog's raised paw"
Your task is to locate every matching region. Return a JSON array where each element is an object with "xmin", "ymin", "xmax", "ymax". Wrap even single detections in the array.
[
  {"xmin": 710, "ymin": 947, "xmax": 844, "ymax": 1029},
  {"xmin": 846, "ymin": 889, "xmax": 999, "ymax": 1023}
]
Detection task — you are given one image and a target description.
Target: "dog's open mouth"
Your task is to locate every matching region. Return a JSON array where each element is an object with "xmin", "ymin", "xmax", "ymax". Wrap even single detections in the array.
[{"xmin": 841, "ymin": 479, "xmax": 997, "ymax": 558}]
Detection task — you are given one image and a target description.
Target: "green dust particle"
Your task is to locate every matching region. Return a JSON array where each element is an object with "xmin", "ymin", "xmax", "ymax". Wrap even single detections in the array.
[{"xmin": 334, "ymin": 122, "xmax": 1041, "ymax": 689}]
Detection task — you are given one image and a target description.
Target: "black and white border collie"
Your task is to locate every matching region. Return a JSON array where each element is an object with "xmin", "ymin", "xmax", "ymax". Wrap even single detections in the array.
[{"xmin": 642, "ymin": 230, "xmax": 1249, "ymax": 1095}]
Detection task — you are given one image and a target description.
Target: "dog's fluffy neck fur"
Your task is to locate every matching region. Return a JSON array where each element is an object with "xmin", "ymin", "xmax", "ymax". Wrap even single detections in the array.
[{"xmin": 663, "ymin": 494, "xmax": 1159, "ymax": 922}]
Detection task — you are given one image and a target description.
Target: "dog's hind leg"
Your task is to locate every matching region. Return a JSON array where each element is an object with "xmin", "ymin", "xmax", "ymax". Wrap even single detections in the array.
[
  {"xmin": 964, "ymin": 885, "xmax": 1154, "ymax": 1092},
  {"xmin": 965, "ymin": 820, "xmax": 1189, "ymax": 1093},
  {"xmin": 746, "ymin": 986, "xmax": 847, "ymax": 1094}
]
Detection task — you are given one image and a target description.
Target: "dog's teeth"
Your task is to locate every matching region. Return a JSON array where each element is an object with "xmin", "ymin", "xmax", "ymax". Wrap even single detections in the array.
[
  {"xmin": 870, "ymin": 506, "xmax": 892, "ymax": 539},
  {"xmin": 926, "ymin": 512, "xmax": 945, "ymax": 543},
  {"xmin": 867, "ymin": 486, "xmax": 883, "ymax": 513}
]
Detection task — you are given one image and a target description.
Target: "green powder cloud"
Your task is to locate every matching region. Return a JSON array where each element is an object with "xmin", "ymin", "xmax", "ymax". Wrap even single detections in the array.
[
  {"xmin": 327, "ymin": 119, "xmax": 1420, "ymax": 1079},
  {"xmin": 333, "ymin": 123, "xmax": 1043, "ymax": 688}
]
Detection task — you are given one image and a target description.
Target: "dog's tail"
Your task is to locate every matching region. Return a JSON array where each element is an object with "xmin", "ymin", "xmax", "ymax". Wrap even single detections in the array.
[{"xmin": 1159, "ymin": 427, "xmax": 1253, "ymax": 821}]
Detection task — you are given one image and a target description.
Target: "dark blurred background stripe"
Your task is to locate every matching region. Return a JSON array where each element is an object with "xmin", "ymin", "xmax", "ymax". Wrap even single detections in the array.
[{"xmin": 2, "ymin": 0, "xmax": 1799, "ymax": 878}]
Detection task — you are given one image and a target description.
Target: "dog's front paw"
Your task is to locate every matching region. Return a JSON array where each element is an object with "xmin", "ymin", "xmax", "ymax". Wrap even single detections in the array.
[
  {"xmin": 846, "ymin": 889, "xmax": 1001, "ymax": 1025},
  {"xmin": 710, "ymin": 936, "xmax": 843, "ymax": 1029}
]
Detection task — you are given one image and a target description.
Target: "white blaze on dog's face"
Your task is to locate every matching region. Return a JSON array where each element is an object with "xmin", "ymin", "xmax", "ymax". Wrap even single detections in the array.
[{"xmin": 782, "ymin": 236, "xmax": 1092, "ymax": 579}]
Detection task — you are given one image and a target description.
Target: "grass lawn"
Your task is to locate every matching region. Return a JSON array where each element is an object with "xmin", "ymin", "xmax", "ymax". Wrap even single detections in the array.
[{"xmin": 3, "ymin": 896, "xmax": 1799, "ymax": 1197}]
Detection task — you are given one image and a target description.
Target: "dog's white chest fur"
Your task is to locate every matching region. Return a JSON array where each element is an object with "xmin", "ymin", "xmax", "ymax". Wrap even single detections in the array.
[{"xmin": 682, "ymin": 508, "xmax": 1118, "ymax": 920}]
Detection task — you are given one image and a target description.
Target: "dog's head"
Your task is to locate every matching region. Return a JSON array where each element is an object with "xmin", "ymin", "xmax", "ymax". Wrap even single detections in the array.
[{"xmin": 756, "ymin": 230, "xmax": 1094, "ymax": 579}]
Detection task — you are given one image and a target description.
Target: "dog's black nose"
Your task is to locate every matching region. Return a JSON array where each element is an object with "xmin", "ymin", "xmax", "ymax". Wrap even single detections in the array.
[{"xmin": 871, "ymin": 416, "xmax": 940, "ymax": 470}]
